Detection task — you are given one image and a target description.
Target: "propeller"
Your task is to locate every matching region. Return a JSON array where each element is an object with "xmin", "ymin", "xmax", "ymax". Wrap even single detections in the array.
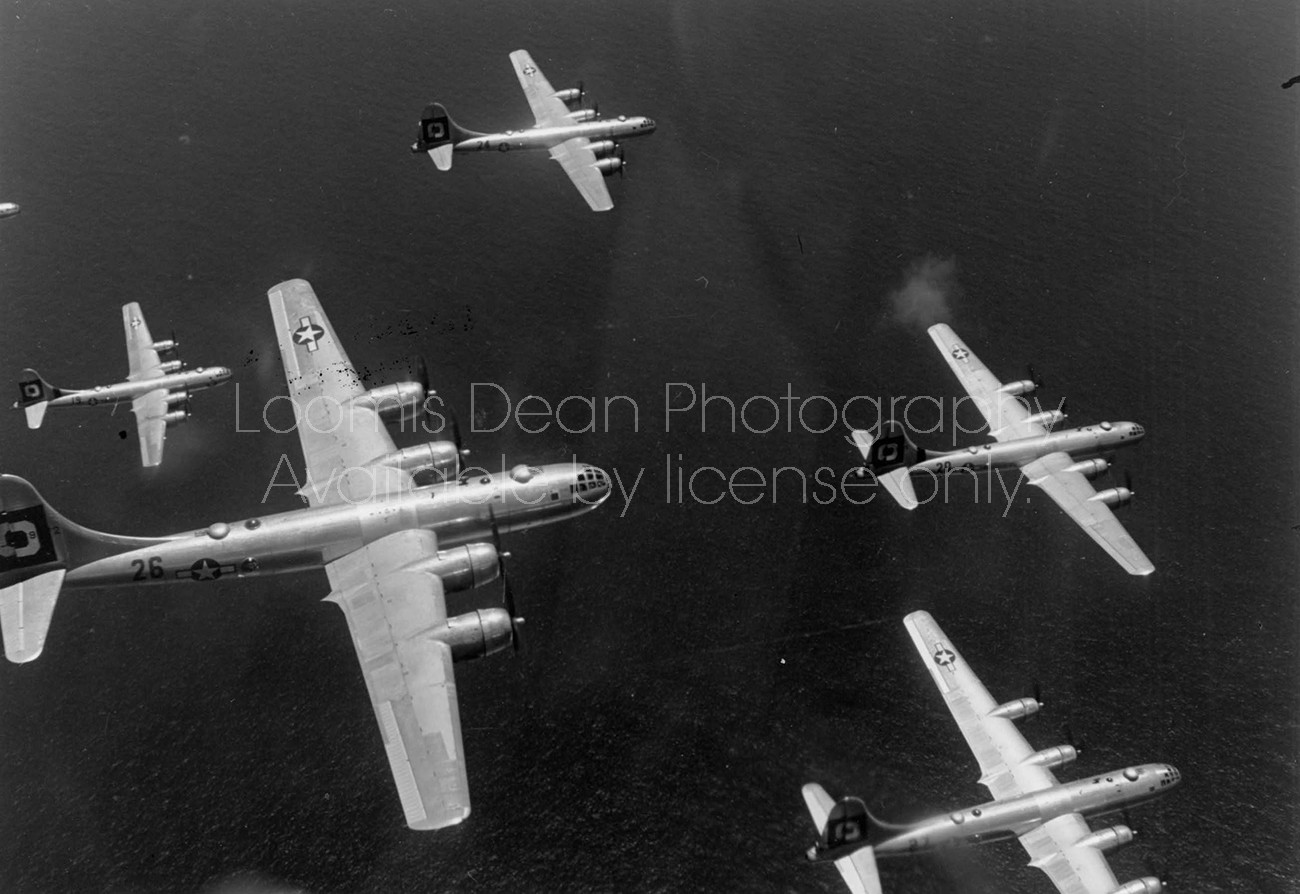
[
  {"xmin": 1029, "ymin": 680, "xmax": 1044, "ymax": 720},
  {"xmin": 413, "ymin": 354, "xmax": 468, "ymax": 460},
  {"xmin": 615, "ymin": 145, "xmax": 626, "ymax": 178},
  {"xmin": 1143, "ymin": 856, "xmax": 1171, "ymax": 890},
  {"xmin": 1060, "ymin": 720, "xmax": 1086, "ymax": 756},
  {"xmin": 1027, "ymin": 363, "xmax": 1043, "ymax": 390},
  {"xmin": 488, "ymin": 505, "xmax": 524, "ymax": 652}
]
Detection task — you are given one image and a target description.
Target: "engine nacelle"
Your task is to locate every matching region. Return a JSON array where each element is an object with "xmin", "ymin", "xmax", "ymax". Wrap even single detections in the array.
[
  {"xmin": 596, "ymin": 157, "xmax": 624, "ymax": 177},
  {"xmin": 1108, "ymin": 878, "xmax": 1162, "ymax": 894},
  {"xmin": 997, "ymin": 379, "xmax": 1037, "ymax": 396},
  {"xmin": 159, "ymin": 360, "xmax": 183, "ymax": 374},
  {"xmin": 1090, "ymin": 487, "xmax": 1133, "ymax": 508},
  {"xmin": 589, "ymin": 140, "xmax": 616, "ymax": 157},
  {"xmin": 1078, "ymin": 825, "xmax": 1134, "ymax": 853},
  {"xmin": 344, "ymin": 381, "xmax": 424, "ymax": 421},
  {"xmin": 365, "ymin": 441, "xmax": 461, "ymax": 482},
  {"xmin": 989, "ymin": 697, "xmax": 1040, "ymax": 721},
  {"xmin": 1021, "ymin": 744, "xmax": 1078, "ymax": 770},
  {"xmin": 405, "ymin": 543, "xmax": 500, "ymax": 594},
  {"xmin": 1024, "ymin": 409, "xmax": 1066, "ymax": 429},
  {"xmin": 568, "ymin": 109, "xmax": 598, "ymax": 123},
  {"xmin": 554, "ymin": 86, "xmax": 583, "ymax": 105},
  {"xmin": 430, "ymin": 608, "xmax": 515, "ymax": 662},
  {"xmin": 163, "ymin": 410, "xmax": 189, "ymax": 426},
  {"xmin": 166, "ymin": 392, "xmax": 188, "ymax": 407},
  {"xmin": 1067, "ymin": 457, "xmax": 1110, "ymax": 479},
  {"xmin": 151, "ymin": 339, "xmax": 178, "ymax": 354}
]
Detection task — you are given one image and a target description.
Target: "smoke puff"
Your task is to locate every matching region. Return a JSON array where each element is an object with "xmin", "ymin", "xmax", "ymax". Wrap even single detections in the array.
[{"xmin": 888, "ymin": 255, "xmax": 961, "ymax": 328}]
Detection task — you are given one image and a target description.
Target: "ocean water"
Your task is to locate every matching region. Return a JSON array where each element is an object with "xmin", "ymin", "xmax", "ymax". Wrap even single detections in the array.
[{"xmin": 0, "ymin": 2, "xmax": 1297, "ymax": 892}]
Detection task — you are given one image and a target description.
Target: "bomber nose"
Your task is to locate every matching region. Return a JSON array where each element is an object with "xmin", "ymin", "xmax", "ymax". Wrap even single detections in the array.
[{"xmin": 575, "ymin": 465, "xmax": 611, "ymax": 506}]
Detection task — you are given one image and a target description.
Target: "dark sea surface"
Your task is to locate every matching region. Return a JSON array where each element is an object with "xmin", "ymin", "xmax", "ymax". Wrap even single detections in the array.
[{"xmin": 1, "ymin": 2, "xmax": 1297, "ymax": 892}]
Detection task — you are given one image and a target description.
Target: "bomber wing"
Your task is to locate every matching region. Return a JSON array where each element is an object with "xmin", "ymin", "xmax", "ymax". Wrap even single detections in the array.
[
  {"xmin": 548, "ymin": 138, "xmax": 614, "ymax": 212},
  {"xmin": 326, "ymin": 528, "xmax": 471, "ymax": 830},
  {"xmin": 123, "ymin": 302, "xmax": 163, "ymax": 382},
  {"xmin": 1020, "ymin": 452, "xmax": 1154, "ymax": 576},
  {"xmin": 508, "ymin": 50, "xmax": 613, "ymax": 211},
  {"xmin": 131, "ymin": 388, "xmax": 170, "ymax": 467},
  {"xmin": 802, "ymin": 783, "xmax": 883, "ymax": 894},
  {"xmin": 268, "ymin": 279, "xmax": 411, "ymax": 508},
  {"xmin": 928, "ymin": 324, "xmax": 1047, "ymax": 441},
  {"xmin": 903, "ymin": 610, "xmax": 1057, "ymax": 801},
  {"xmin": 509, "ymin": 49, "xmax": 573, "ymax": 128},
  {"xmin": 1018, "ymin": 813, "xmax": 1126, "ymax": 894}
]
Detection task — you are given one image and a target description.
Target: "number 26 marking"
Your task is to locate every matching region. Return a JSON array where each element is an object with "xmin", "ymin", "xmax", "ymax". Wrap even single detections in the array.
[{"xmin": 130, "ymin": 557, "xmax": 165, "ymax": 581}]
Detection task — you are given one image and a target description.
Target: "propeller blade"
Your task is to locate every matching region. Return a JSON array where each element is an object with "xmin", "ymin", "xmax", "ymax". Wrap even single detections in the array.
[
  {"xmin": 1060, "ymin": 721, "xmax": 1086, "ymax": 754},
  {"xmin": 413, "ymin": 354, "xmax": 430, "ymax": 394},
  {"xmin": 1027, "ymin": 363, "xmax": 1042, "ymax": 389},
  {"xmin": 487, "ymin": 505, "xmax": 522, "ymax": 652}
]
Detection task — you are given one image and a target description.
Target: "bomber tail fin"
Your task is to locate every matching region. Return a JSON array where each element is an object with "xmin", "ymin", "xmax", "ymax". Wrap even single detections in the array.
[
  {"xmin": 13, "ymin": 369, "xmax": 62, "ymax": 429},
  {"xmin": 0, "ymin": 475, "xmax": 163, "ymax": 662},
  {"xmin": 850, "ymin": 422, "xmax": 924, "ymax": 510},
  {"xmin": 0, "ymin": 476, "xmax": 72, "ymax": 662},
  {"xmin": 411, "ymin": 102, "xmax": 484, "ymax": 171},
  {"xmin": 802, "ymin": 783, "xmax": 885, "ymax": 894}
]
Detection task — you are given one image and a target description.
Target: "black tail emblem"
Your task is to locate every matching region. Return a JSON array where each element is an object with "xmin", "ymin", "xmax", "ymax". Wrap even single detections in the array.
[
  {"xmin": 0, "ymin": 505, "xmax": 58, "ymax": 571},
  {"xmin": 18, "ymin": 379, "xmax": 43, "ymax": 403}
]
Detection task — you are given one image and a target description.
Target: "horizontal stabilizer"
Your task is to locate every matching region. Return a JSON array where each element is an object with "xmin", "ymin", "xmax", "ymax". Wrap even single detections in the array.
[
  {"xmin": 428, "ymin": 145, "xmax": 453, "ymax": 171},
  {"xmin": 0, "ymin": 569, "xmax": 64, "ymax": 662},
  {"xmin": 24, "ymin": 402, "xmax": 48, "ymax": 429},
  {"xmin": 879, "ymin": 468, "xmax": 919, "ymax": 510}
]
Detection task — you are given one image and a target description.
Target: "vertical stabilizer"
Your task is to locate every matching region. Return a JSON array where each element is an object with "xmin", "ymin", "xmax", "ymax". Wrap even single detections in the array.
[
  {"xmin": 802, "ymin": 783, "xmax": 884, "ymax": 894},
  {"xmin": 851, "ymin": 424, "xmax": 923, "ymax": 510},
  {"xmin": 0, "ymin": 475, "xmax": 164, "ymax": 663},
  {"xmin": 14, "ymin": 369, "xmax": 58, "ymax": 429},
  {"xmin": 411, "ymin": 103, "xmax": 486, "ymax": 171},
  {"xmin": 0, "ymin": 476, "xmax": 71, "ymax": 662}
]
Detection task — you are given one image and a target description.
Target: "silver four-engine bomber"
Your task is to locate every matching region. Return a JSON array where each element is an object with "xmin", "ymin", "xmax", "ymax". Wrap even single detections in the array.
[
  {"xmin": 411, "ymin": 49, "xmax": 656, "ymax": 211},
  {"xmin": 0, "ymin": 279, "xmax": 611, "ymax": 831}
]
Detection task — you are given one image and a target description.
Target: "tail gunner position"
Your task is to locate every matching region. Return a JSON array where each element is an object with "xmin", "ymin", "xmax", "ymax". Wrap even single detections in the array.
[{"xmin": 0, "ymin": 279, "xmax": 611, "ymax": 831}]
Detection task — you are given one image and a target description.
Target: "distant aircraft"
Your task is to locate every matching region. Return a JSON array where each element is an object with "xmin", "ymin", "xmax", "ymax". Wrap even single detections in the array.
[
  {"xmin": 804, "ymin": 610, "xmax": 1181, "ymax": 894},
  {"xmin": 411, "ymin": 49, "xmax": 656, "ymax": 211},
  {"xmin": 852, "ymin": 323, "xmax": 1153, "ymax": 575},
  {"xmin": 1283, "ymin": 75, "xmax": 1300, "ymax": 89},
  {"xmin": 12, "ymin": 303, "xmax": 231, "ymax": 467},
  {"xmin": 0, "ymin": 202, "xmax": 18, "ymax": 218},
  {"xmin": 0, "ymin": 279, "xmax": 611, "ymax": 831}
]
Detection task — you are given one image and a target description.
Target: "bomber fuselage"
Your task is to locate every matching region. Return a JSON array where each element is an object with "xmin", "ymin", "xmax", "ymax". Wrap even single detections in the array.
[
  {"xmin": 871, "ymin": 763, "xmax": 1181, "ymax": 857},
  {"xmin": 453, "ymin": 115, "xmax": 656, "ymax": 154},
  {"xmin": 50, "ymin": 367, "xmax": 232, "ymax": 409},
  {"xmin": 62, "ymin": 462, "xmax": 610, "ymax": 590},
  {"xmin": 910, "ymin": 421, "xmax": 1145, "ymax": 476}
]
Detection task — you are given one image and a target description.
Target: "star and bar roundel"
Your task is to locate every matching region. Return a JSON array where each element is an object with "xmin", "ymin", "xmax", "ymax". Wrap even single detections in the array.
[
  {"xmin": 293, "ymin": 316, "xmax": 326, "ymax": 353},
  {"xmin": 176, "ymin": 558, "xmax": 236, "ymax": 581},
  {"xmin": 932, "ymin": 646, "xmax": 957, "ymax": 669}
]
